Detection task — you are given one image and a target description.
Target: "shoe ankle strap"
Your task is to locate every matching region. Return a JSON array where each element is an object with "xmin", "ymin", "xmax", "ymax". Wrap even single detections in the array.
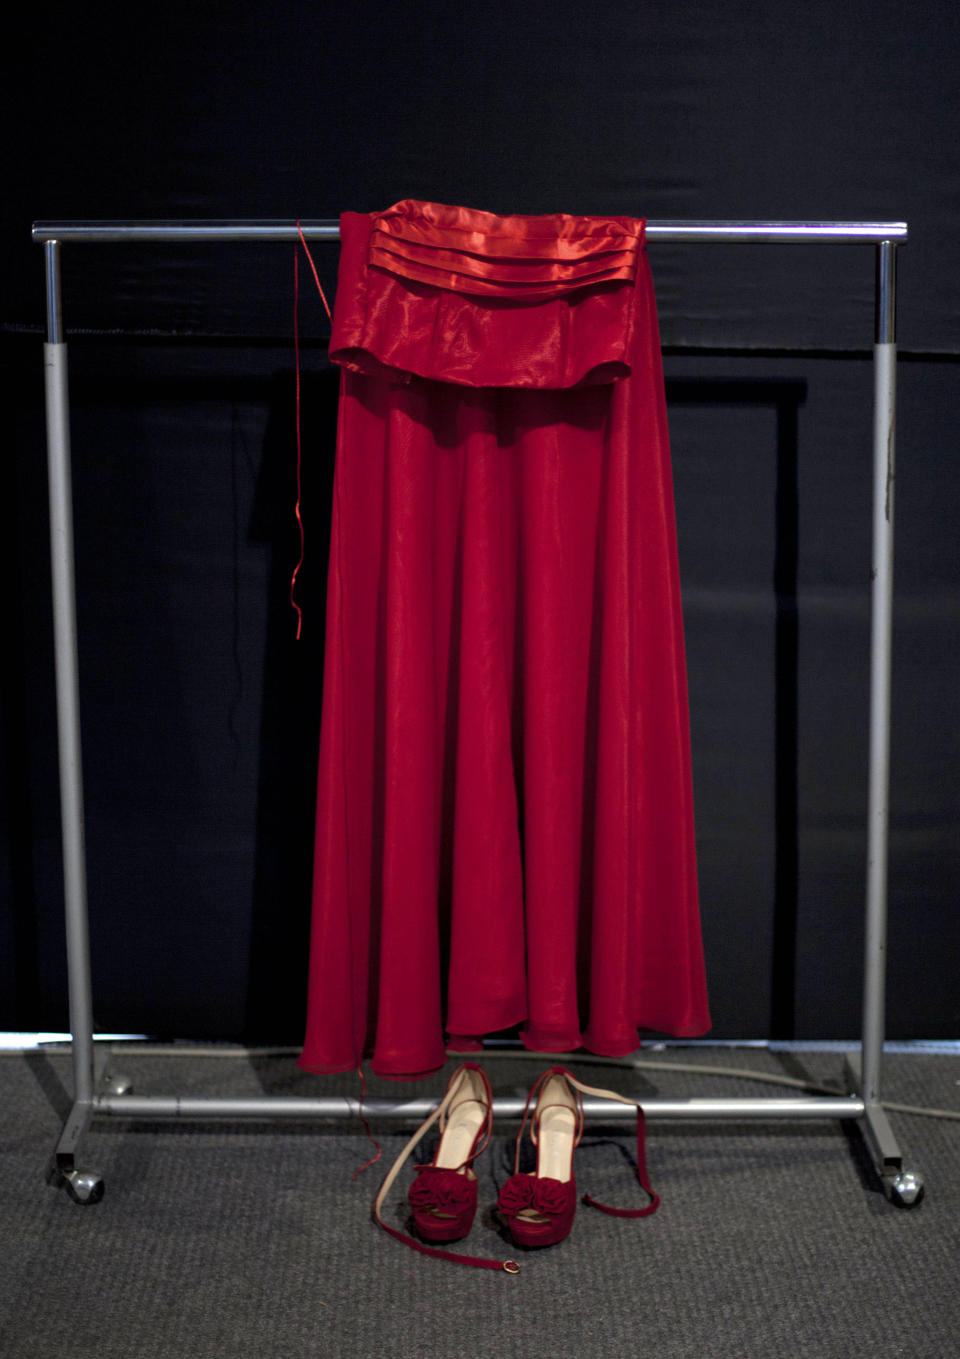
[
  {"xmin": 560, "ymin": 1071, "xmax": 660, "ymax": 1218},
  {"xmin": 513, "ymin": 1066, "xmax": 585, "ymax": 1169}
]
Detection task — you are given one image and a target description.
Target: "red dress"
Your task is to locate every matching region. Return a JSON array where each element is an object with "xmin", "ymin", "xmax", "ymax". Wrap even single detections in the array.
[{"xmin": 298, "ymin": 200, "xmax": 709, "ymax": 1079}]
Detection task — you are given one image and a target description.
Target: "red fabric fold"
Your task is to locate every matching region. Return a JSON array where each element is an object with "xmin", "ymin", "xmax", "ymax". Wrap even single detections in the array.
[
  {"xmin": 369, "ymin": 238, "xmax": 640, "ymax": 297},
  {"xmin": 373, "ymin": 198, "xmax": 644, "ymax": 255},
  {"xmin": 366, "ymin": 200, "xmax": 642, "ymax": 300},
  {"xmin": 299, "ymin": 200, "xmax": 709, "ymax": 1081},
  {"xmin": 329, "ymin": 201, "xmax": 645, "ymax": 389}
]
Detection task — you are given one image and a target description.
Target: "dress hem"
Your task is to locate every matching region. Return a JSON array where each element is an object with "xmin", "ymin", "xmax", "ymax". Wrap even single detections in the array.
[{"xmin": 297, "ymin": 1015, "xmax": 712, "ymax": 1082}]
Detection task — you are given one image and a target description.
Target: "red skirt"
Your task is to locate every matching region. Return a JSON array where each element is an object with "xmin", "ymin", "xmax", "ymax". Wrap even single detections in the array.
[{"xmin": 298, "ymin": 201, "xmax": 709, "ymax": 1079}]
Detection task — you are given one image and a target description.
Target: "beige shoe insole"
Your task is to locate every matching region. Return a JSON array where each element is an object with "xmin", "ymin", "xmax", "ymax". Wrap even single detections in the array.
[
  {"xmin": 537, "ymin": 1103, "xmax": 577, "ymax": 1183},
  {"xmin": 434, "ymin": 1099, "xmax": 486, "ymax": 1170},
  {"xmin": 426, "ymin": 1071, "xmax": 486, "ymax": 1218},
  {"xmin": 518, "ymin": 1074, "xmax": 576, "ymax": 1221}
]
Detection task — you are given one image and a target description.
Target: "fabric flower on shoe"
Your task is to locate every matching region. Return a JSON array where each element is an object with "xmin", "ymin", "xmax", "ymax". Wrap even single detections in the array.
[
  {"xmin": 409, "ymin": 1166, "xmax": 476, "ymax": 1212},
  {"xmin": 498, "ymin": 1173, "xmax": 575, "ymax": 1217}
]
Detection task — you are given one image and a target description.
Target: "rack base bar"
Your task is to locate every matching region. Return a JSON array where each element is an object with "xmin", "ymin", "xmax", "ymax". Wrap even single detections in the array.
[
  {"xmin": 861, "ymin": 1101, "xmax": 903, "ymax": 1174},
  {"xmin": 44, "ymin": 1099, "xmax": 105, "ymax": 1206},
  {"xmin": 93, "ymin": 1094, "xmax": 866, "ymax": 1121},
  {"xmin": 50, "ymin": 1097, "xmax": 96, "ymax": 1165},
  {"xmin": 844, "ymin": 1052, "xmax": 924, "ymax": 1206}
]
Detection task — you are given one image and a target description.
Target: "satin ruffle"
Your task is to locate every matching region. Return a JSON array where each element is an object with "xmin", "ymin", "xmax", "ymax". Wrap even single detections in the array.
[
  {"xmin": 370, "ymin": 198, "xmax": 642, "ymax": 297},
  {"xmin": 330, "ymin": 199, "xmax": 644, "ymax": 389},
  {"xmin": 299, "ymin": 201, "xmax": 710, "ymax": 1080}
]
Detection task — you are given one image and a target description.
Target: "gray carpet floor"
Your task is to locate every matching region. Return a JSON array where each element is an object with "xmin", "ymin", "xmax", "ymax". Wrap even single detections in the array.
[{"xmin": 0, "ymin": 1045, "xmax": 957, "ymax": 1359}]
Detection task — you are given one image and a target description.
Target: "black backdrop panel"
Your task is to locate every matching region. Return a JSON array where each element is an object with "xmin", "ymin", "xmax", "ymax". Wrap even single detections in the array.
[
  {"xmin": 5, "ymin": 1, "xmax": 960, "ymax": 350},
  {"xmin": 3, "ymin": 0, "xmax": 959, "ymax": 1040}
]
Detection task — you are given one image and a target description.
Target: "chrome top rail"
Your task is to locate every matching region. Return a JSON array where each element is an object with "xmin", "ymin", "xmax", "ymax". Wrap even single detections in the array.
[{"xmin": 31, "ymin": 220, "xmax": 909, "ymax": 245}]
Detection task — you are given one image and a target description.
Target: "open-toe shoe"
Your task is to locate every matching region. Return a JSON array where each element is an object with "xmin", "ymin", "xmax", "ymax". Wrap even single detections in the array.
[
  {"xmin": 497, "ymin": 1065, "xmax": 660, "ymax": 1251},
  {"xmin": 373, "ymin": 1061, "xmax": 519, "ymax": 1272}
]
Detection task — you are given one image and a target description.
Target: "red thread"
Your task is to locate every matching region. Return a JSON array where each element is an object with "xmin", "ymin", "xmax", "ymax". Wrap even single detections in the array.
[
  {"xmin": 351, "ymin": 1063, "xmax": 383, "ymax": 1180},
  {"xmin": 291, "ymin": 245, "xmax": 304, "ymax": 640},
  {"xmin": 290, "ymin": 221, "xmax": 333, "ymax": 639},
  {"xmin": 296, "ymin": 220, "xmax": 332, "ymax": 320}
]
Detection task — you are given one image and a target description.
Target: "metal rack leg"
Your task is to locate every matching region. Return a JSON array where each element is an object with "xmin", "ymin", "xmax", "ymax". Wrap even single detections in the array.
[
  {"xmin": 43, "ymin": 239, "xmax": 102, "ymax": 1203},
  {"xmin": 45, "ymin": 1041, "xmax": 109, "ymax": 1205},
  {"xmin": 855, "ymin": 241, "xmax": 922, "ymax": 1207}
]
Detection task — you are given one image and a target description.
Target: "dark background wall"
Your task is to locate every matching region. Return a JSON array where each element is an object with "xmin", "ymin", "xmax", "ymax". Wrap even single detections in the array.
[{"xmin": 2, "ymin": 1, "xmax": 958, "ymax": 1041}]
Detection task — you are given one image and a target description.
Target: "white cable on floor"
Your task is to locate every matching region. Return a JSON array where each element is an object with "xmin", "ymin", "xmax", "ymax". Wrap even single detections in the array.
[{"xmin": 472, "ymin": 1048, "xmax": 960, "ymax": 1122}]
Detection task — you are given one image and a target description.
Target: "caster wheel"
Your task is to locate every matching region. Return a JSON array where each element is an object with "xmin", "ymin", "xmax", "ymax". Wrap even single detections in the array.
[
  {"xmin": 886, "ymin": 1169, "xmax": 924, "ymax": 1208},
  {"xmin": 62, "ymin": 1168, "xmax": 105, "ymax": 1205},
  {"xmin": 49, "ymin": 1164, "xmax": 105, "ymax": 1205},
  {"xmin": 103, "ymin": 1073, "xmax": 134, "ymax": 1097}
]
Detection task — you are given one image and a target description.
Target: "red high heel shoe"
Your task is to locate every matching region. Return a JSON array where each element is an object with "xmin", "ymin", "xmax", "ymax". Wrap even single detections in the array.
[
  {"xmin": 407, "ymin": 1063, "xmax": 490, "ymax": 1242},
  {"xmin": 374, "ymin": 1061, "xmax": 520, "ymax": 1272},
  {"xmin": 497, "ymin": 1065, "xmax": 660, "ymax": 1250}
]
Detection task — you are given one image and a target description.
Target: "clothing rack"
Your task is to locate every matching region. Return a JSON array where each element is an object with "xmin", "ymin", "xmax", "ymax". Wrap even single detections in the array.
[{"xmin": 31, "ymin": 219, "xmax": 921, "ymax": 1209}]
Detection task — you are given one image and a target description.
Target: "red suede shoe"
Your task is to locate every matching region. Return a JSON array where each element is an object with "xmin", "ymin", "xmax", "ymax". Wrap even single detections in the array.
[
  {"xmin": 498, "ymin": 1065, "xmax": 660, "ymax": 1251},
  {"xmin": 374, "ymin": 1062, "xmax": 519, "ymax": 1272},
  {"xmin": 407, "ymin": 1063, "xmax": 491, "ymax": 1242},
  {"xmin": 497, "ymin": 1067, "xmax": 583, "ymax": 1248}
]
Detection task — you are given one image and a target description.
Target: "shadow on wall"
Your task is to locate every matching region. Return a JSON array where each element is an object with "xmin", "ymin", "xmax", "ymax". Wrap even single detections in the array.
[
  {"xmin": 668, "ymin": 376, "xmax": 806, "ymax": 1039},
  {"xmin": 244, "ymin": 365, "xmax": 339, "ymax": 1040}
]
